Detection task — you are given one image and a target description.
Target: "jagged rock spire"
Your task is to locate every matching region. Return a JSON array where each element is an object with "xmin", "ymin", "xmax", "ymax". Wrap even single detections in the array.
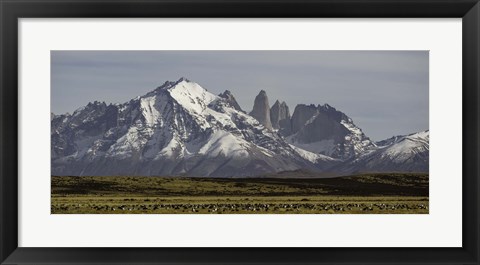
[
  {"xmin": 249, "ymin": 90, "xmax": 272, "ymax": 130},
  {"xmin": 270, "ymin": 100, "xmax": 291, "ymax": 130},
  {"xmin": 218, "ymin": 90, "xmax": 243, "ymax": 112}
]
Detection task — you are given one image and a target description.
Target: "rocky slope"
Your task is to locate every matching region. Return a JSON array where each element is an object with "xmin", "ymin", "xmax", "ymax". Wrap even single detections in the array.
[{"xmin": 218, "ymin": 90, "xmax": 243, "ymax": 112}]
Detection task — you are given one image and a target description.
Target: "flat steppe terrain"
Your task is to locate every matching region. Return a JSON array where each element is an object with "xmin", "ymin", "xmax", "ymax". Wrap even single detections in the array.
[{"xmin": 51, "ymin": 173, "xmax": 428, "ymax": 214}]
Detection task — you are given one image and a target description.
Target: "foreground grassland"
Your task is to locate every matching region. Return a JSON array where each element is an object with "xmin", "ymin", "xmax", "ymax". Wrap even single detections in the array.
[{"xmin": 51, "ymin": 173, "xmax": 428, "ymax": 214}]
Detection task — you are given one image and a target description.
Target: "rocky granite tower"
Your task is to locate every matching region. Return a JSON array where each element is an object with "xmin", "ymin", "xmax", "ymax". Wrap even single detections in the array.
[
  {"xmin": 249, "ymin": 90, "xmax": 272, "ymax": 130},
  {"xmin": 270, "ymin": 100, "xmax": 291, "ymax": 134}
]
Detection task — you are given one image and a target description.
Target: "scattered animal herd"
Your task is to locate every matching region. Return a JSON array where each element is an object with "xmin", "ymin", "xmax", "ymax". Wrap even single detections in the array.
[{"xmin": 51, "ymin": 201, "xmax": 428, "ymax": 214}]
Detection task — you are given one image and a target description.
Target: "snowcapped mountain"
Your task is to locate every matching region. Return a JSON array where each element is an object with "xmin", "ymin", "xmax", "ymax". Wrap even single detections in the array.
[
  {"xmin": 333, "ymin": 130, "xmax": 429, "ymax": 173},
  {"xmin": 51, "ymin": 78, "xmax": 429, "ymax": 177},
  {"xmin": 52, "ymin": 78, "xmax": 321, "ymax": 177}
]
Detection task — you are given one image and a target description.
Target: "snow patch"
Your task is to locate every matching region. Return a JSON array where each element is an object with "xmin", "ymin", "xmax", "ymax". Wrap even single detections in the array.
[
  {"xmin": 198, "ymin": 130, "xmax": 249, "ymax": 158},
  {"xmin": 168, "ymin": 81, "xmax": 218, "ymax": 115},
  {"xmin": 289, "ymin": 144, "xmax": 337, "ymax": 163},
  {"xmin": 140, "ymin": 96, "xmax": 161, "ymax": 126}
]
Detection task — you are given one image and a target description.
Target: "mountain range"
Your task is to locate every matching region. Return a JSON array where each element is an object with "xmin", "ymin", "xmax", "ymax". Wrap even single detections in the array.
[{"xmin": 51, "ymin": 78, "xmax": 429, "ymax": 177}]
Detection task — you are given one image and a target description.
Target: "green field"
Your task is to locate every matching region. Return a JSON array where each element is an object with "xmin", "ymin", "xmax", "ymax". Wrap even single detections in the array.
[{"xmin": 51, "ymin": 173, "xmax": 429, "ymax": 214}]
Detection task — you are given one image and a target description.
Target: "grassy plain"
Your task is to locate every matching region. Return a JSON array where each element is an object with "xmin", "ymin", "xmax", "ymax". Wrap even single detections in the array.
[{"xmin": 51, "ymin": 173, "xmax": 428, "ymax": 214}]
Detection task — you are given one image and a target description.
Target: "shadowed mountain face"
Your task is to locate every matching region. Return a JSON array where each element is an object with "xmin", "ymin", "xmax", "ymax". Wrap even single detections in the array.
[
  {"xmin": 290, "ymin": 104, "xmax": 319, "ymax": 135},
  {"xmin": 51, "ymin": 78, "xmax": 429, "ymax": 177},
  {"xmin": 271, "ymin": 103, "xmax": 375, "ymax": 160}
]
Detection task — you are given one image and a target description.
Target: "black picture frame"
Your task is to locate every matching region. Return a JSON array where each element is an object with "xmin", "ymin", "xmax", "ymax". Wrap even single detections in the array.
[{"xmin": 1, "ymin": 0, "xmax": 479, "ymax": 264}]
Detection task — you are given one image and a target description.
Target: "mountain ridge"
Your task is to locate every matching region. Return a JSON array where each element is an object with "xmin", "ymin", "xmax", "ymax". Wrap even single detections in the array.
[{"xmin": 51, "ymin": 78, "xmax": 429, "ymax": 177}]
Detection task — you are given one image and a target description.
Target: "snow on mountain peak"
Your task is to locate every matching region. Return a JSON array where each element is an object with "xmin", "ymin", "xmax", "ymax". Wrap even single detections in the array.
[
  {"xmin": 146, "ymin": 78, "xmax": 218, "ymax": 116},
  {"xmin": 383, "ymin": 130, "xmax": 429, "ymax": 156},
  {"xmin": 168, "ymin": 79, "xmax": 218, "ymax": 114},
  {"xmin": 155, "ymin": 77, "xmax": 191, "ymax": 91},
  {"xmin": 410, "ymin": 130, "xmax": 429, "ymax": 139}
]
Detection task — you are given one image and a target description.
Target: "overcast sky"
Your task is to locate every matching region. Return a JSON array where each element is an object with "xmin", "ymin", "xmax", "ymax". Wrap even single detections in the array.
[{"xmin": 51, "ymin": 50, "xmax": 428, "ymax": 141}]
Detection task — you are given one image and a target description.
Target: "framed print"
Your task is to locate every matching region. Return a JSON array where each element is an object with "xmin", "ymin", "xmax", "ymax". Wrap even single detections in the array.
[
  {"xmin": 1, "ymin": 0, "xmax": 479, "ymax": 264},
  {"xmin": 49, "ymin": 50, "xmax": 430, "ymax": 215}
]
